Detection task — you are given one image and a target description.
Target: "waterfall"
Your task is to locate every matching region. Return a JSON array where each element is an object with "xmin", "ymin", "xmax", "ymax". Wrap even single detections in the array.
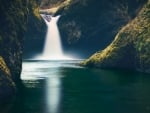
[
  {"xmin": 42, "ymin": 15, "xmax": 63, "ymax": 60},
  {"xmin": 37, "ymin": 14, "xmax": 72, "ymax": 60}
]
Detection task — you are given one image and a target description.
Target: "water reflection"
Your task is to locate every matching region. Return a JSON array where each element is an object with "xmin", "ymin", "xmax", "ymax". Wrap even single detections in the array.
[
  {"xmin": 46, "ymin": 70, "xmax": 61, "ymax": 113},
  {"xmin": 21, "ymin": 60, "xmax": 65, "ymax": 113},
  {"xmin": 1, "ymin": 60, "xmax": 150, "ymax": 113},
  {"xmin": 21, "ymin": 60, "xmax": 83, "ymax": 113}
]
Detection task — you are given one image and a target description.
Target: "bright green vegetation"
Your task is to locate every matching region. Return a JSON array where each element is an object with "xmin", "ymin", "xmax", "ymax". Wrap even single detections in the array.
[
  {"xmin": 0, "ymin": 56, "xmax": 10, "ymax": 76},
  {"xmin": 0, "ymin": 56, "xmax": 15, "ymax": 93},
  {"xmin": 82, "ymin": 0, "xmax": 150, "ymax": 73}
]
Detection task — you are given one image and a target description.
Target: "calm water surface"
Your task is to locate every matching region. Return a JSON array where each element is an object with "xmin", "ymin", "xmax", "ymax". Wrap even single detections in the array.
[{"xmin": 2, "ymin": 60, "xmax": 150, "ymax": 113}]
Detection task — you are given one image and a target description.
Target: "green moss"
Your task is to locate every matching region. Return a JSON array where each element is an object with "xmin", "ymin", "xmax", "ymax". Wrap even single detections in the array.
[
  {"xmin": 83, "ymin": 0, "xmax": 150, "ymax": 73},
  {"xmin": 56, "ymin": 0, "xmax": 147, "ymax": 57},
  {"xmin": 0, "ymin": 56, "xmax": 10, "ymax": 76},
  {"xmin": 0, "ymin": 0, "xmax": 28, "ymax": 101},
  {"xmin": 0, "ymin": 0, "xmax": 28, "ymax": 80},
  {"xmin": 23, "ymin": 0, "xmax": 46, "ymax": 58}
]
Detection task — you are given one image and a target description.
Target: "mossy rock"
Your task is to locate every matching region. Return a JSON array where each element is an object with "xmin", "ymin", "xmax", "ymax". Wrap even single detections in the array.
[
  {"xmin": 82, "ymin": 0, "xmax": 150, "ymax": 73},
  {"xmin": 0, "ymin": 0, "xmax": 28, "ymax": 102}
]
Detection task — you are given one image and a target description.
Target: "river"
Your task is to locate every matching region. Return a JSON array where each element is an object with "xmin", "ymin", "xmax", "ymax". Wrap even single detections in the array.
[{"xmin": 1, "ymin": 60, "xmax": 150, "ymax": 113}]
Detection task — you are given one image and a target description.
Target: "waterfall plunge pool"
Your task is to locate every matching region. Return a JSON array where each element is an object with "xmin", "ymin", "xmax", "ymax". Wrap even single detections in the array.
[{"xmin": 1, "ymin": 60, "xmax": 150, "ymax": 113}]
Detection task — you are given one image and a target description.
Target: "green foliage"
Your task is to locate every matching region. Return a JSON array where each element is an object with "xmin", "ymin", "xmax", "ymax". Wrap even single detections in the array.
[{"xmin": 28, "ymin": 0, "xmax": 42, "ymax": 20}]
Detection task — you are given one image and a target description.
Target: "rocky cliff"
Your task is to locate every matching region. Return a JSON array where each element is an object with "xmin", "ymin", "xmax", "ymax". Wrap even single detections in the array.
[
  {"xmin": 0, "ymin": 0, "xmax": 28, "ymax": 102},
  {"xmin": 23, "ymin": 0, "xmax": 147, "ymax": 58},
  {"xmin": 40, "ymin": 0, "xmax": 65, "ymax": 9},
  {"xmin": 82, "ymin": 0, "xmax": 150, "ymax": 73},
  {"xmin": 57, "ymin": 0, "xmax": 147, "ymax": 57},
  {"xmin": 23, "ymin": 0, "xmax": 46, "ymax": 58},
  {"xmin": 23, "ymin": 0, "xmax": 70, "ymax": 58}
]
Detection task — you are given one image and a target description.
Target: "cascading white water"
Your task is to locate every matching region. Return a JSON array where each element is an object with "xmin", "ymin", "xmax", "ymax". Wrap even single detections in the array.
[
  {"xmin": 37, "ymin": 14, "xmax": 72, "ymax": 60},
  {"xmin": 42, "ymin": 15, "xmax": 63, "ymax": 59}
]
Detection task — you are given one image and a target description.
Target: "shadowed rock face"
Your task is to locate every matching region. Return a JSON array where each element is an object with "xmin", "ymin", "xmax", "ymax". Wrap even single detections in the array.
[
  {"xmin": 0, "ymin": 0, "xmax": 27, "ymax": 101},
  {"xmin": 82, "ymin": 0, "xmax": 150, "ymax": 73},
  {"xmin": 57, "ymin": 0, "xmax": 147, "ymax": 57},
  {"xmin": 23, "ymin": 0, "xmax": 67, "ymax": 59},
  {"xmin": 23, "ymin": 0, "xmax": 46, "ymax": 58},
  {"xmin": 23, "ymin": 0, "xmax": 147, "ymax": 58}
]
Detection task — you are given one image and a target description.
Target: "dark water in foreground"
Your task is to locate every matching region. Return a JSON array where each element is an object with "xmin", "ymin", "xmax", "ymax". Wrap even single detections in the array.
[{"xmin": 1, "ymin": 60, "xmax": 150, "ymax": 113}]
